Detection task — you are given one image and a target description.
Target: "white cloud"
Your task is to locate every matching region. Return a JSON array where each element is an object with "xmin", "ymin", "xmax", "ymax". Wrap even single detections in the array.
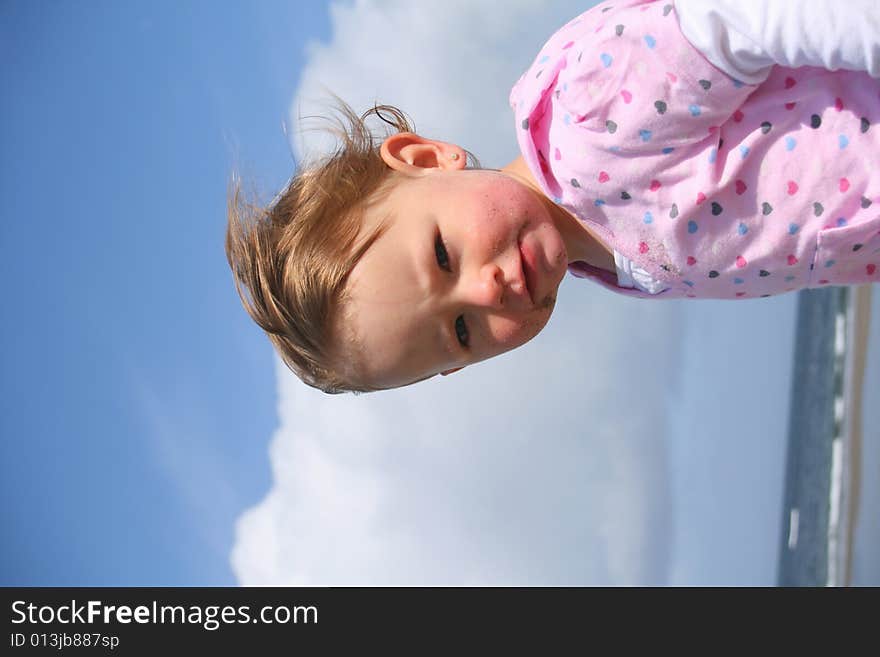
[
  {"xmin": 231, "ymin": 0, "xmax": 794, "ymax": 585},
  {"xmin": 232, "ymin": 273, "xmax": 681, "ymax": 584},
  {"xmin": 288, "ymin": 0, "xmax": 590, "ymax": 167}
]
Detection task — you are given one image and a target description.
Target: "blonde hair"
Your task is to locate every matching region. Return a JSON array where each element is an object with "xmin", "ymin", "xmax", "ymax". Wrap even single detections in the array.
[{"xmin": 226, "ymin": 98, "xmax": 411, "ymax": 394}]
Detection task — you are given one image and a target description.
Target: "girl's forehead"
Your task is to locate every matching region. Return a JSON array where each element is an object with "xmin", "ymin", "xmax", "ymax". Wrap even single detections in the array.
[
  {"xmin": 342, "ymin": 274, "xmax": 446, "ymax": 388},
  {"xmin": 349, "ymin": 220, "xmax": 423, "ymax": 302}
]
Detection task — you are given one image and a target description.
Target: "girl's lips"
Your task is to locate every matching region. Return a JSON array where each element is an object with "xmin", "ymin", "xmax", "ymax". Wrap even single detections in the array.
[{"xmin": 518, "ymin": 236, "xmax": 538, "ymax": 305}]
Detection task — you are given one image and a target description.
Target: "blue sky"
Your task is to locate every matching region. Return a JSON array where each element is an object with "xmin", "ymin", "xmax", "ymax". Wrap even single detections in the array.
[
  {"xmin": 2, "ymin": 0, "xmax": 878, "ymax": 586},
  {"xmin": 0, "ymin": 0, "xmax": 329, "ymax": 585}
]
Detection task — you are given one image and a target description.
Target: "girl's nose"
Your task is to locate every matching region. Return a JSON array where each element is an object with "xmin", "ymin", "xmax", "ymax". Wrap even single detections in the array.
[{"xmin": 461, "ymin": 262, "xmax": 505, "ymax": 309}]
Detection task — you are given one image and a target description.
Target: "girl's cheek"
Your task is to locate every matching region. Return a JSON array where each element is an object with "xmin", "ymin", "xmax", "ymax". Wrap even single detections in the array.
[
  {"xmin": 489, "ymin": 318, "xmax": 521, "ymax": 344},
  {"xmin": 486, "ymin": 313, "xmax": 548, "ymax": 349}
]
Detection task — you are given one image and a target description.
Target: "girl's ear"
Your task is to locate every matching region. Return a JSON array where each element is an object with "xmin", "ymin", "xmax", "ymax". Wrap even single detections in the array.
[
  {"xmin": 380, "ymin": 132, "xmax": 466, "ymax": 175},
  {"xmin": 440, "ymin": 367, "xmax": 464, "ymax": 376}
]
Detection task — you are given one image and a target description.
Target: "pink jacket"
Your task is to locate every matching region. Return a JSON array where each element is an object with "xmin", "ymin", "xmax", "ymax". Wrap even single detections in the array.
[{"xmin": 509, "ymin": 0, "xmax": 880, "ymax": 299}]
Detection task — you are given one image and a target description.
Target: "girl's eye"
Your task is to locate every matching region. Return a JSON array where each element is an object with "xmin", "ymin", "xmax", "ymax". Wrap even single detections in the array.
[
  {"xmin": 435, "ymin": 234, "xmax": 451, "ymax": 272},
  {"xmin": 435, "ymin": 233, "xmax": 468, "ymax": 349},
  {"xmin": 455, "ymin": 315, "xmax": 469, "ymax": 348}
]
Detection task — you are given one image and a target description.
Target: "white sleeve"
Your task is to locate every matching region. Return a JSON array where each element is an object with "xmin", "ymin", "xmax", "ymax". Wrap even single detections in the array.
[
  {"xmin": 613, "ymin": 250, "xmax": 671, "ymax": 295},
  {"xmin": 674, "ymin": 0, "xmax": 880, "ymax": 83}
]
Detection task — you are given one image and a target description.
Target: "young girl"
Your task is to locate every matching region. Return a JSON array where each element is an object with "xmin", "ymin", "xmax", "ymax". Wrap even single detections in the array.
[{"xmin": 226, "ymin": 0, "xmax": 880, "ymax": 394}]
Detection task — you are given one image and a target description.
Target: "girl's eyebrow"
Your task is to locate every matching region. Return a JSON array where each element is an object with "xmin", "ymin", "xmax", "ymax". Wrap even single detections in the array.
[{"xmin": 439, "ymin": 320, "xmax": 457, "ymax": 363}]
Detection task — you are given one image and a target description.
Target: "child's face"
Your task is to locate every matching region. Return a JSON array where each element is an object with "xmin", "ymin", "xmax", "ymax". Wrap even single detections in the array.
[{"xmin": 337, "ymin": 134, "xmax": 571, "ymax": 389}]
